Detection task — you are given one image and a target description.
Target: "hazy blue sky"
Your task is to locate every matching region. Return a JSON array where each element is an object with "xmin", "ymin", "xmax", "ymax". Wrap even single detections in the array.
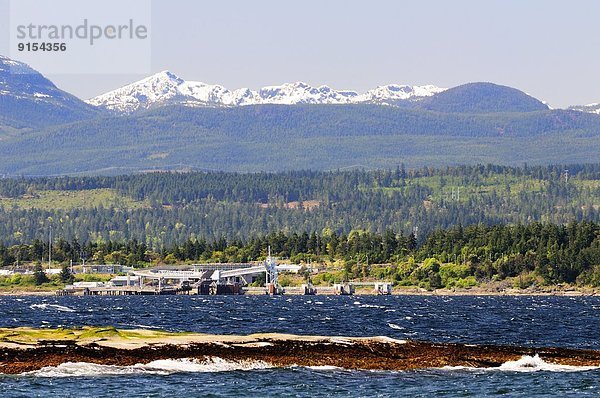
[{"xmin": 2, "ymin": 0, "xmax": 600, "ymax": 107}]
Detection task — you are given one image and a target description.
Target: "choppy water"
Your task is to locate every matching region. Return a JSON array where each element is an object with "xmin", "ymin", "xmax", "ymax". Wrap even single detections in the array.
[{"xmin": 0, "ymin": 295, "xmax": 599, "ymax": 397}]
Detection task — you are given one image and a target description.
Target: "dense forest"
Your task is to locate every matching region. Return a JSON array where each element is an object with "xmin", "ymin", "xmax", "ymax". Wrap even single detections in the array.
[
  {"xmin": 2, "ymin": 100, "xmax": 600, "ymax": 175},
  {"xmin": 0, "ymin": 164, "xmax": 597, "ymax": 248},
  {"xmin": 0, "ymin": 221, "xmax": 598, "ymax": 288}
]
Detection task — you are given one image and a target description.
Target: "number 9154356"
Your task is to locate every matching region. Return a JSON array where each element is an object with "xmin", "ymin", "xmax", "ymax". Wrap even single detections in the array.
[{"xmin": 18, "ymin": 42, "xmax": 67, "ymax": 52}]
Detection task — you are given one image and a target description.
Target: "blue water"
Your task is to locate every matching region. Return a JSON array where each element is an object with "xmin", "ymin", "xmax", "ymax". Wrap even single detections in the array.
[{"xmin": 0, "ymin": 295, "xmax": 599, "ymax": 397}]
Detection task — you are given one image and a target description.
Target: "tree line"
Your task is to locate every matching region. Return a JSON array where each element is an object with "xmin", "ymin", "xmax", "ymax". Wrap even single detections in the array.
[
  {"xmin": 0, "ymin": 164, "xmax": 597, "ymax": 247},
  {"xmin": 1, "ymin": 221, "xmax": 598, "ymax": 287}
]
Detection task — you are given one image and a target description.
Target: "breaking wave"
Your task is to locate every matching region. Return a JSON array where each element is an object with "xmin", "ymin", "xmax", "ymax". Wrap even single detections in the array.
[
  {"xmin": 19, "ymin": 354, "xmax": 600, "ymax": 378},
  {"xmin": 443, "ymin": 354, "xmax": 600, "ymax": 373},
  {"xmin": 29, "ymin": 304, "xmax": 75, "ymax": 313},
  {"xmin": 497, "ymin": 354, "xmax": 600, "ymax": 372},
  {"xmin": 26, "ymin": 357, "xmax": 273, "ymax": 377}
]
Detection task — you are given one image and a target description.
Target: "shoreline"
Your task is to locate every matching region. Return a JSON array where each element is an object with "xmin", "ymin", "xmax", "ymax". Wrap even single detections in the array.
[
  {"xmin": 387, "ymin": 287, "xmax": 600, "ymax": 297},
  {"xmin": 0, "ymin": 327, "xmax": 599, "ymax": 374},
  {"xmin": 0, "ymin": 286, "xmax": 597, "ymax": 297}
]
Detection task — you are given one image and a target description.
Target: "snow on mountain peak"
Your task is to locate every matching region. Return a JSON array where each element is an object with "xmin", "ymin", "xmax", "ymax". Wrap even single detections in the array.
[
  {"xmin": 86, "ymin": 70, "xmax": 186, "ymax": 113},
  {"xmin": 358, "ymin": 84, "xmax": 446, "ymax": 104},
  {"xmin": 258, "ymin": 81, "xmax": 358, "ymax": 105},
  {"xmin": 0, "ymin": 55, "xmax": 69, "ymax": 102},
  {"xmin": 87, "ymin": 73, "xmax": 447, "ymax": 113},
  {"xmin": 0, "ymin": 55, "xmax": 43, "ymax": 77},
  {"xmin": 568, "ymin": 102, "xmax": 600, "ymax": 115}
]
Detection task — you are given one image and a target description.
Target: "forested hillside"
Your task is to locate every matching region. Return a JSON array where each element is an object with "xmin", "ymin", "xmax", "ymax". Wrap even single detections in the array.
[
  {"xmin": 0, "ymin": 164, "xmax": 597, "ymax": 247},
  {"xmin": 1, "ymin": 104, "xmax": 599, "ymax": 175},
  {"xmin": 1, "ymin": 57, "xmax": 598, "ymax": 175},
  {"xmin": 421, "ymin": 82, "xmax": 549, "ymax": 113}
]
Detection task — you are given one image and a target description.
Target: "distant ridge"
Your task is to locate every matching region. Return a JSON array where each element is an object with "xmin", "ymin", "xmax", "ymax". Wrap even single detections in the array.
[
  {"xmin": 0, "ymin": 54, "xmax": 598, "ymax": 176},
  {"xmin": 0, "ymin": 55, "xmax": 98, "ymax": 129},
  {"xmin": 421, "ymin": 82, "xmax": 549, "ymax": 113},
  {"xmin": 569, "ymin": 102, "xmax": 600, "ymax": 115},
  {"xmin": 86, "ymin": 70, "xmax": 446, "ymax": 114}
]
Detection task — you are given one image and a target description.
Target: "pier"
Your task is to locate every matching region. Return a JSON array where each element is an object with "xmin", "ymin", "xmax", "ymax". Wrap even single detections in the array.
[
  {"xmin": 57, "ymin": 251, "xmax": 393, "ymax": 296},
  {"xmin": 81, "ymin": 286, "xmax": 192, "ymax": 296},
  {"xmin": 58, "ymin": 251, "xmax": 303, "ymax": 296}
]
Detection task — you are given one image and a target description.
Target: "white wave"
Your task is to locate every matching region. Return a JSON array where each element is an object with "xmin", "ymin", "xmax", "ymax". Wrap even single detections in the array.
[
  {"xmin": 442, "ymin": 355, "xmax": 600, "ymax": 373},
  {"xmin": 305, "ymin": 365, "xmax": 344, "ymax": 371},
  {"xmin": 388, "ymin": 323, "xmax": 403, "ymax": 330},
  {"xmin": 26, "ymin": 357, "xmax": 273, "ymax": 378},
  {"xmin": 28, "ymin": 362, "xmax": 152, "ymax": 377},
  {"xmin": 498, "ymin": 355, "xmax": 600, "ymax": 372},
  {"xmin": 28, "ymin": 355, "xmax": 598, "ymax": 377},
  {"xmin": 30, "ymin": 304, "xmax": 76, "ymax": 313}
]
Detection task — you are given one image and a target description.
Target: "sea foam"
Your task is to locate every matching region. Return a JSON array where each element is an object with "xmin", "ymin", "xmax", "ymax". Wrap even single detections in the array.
[
  {"xmin": 442, "ymin": 354, "xmax": 600, "ymax": 373},
  {"xmin": 29, "ymin": 304, "xmax": 75, "ymax": 313},
  {"xmin": 21, "ymin": 354, "xmax": 600, "ymax": 377},
  {"xmin": 26, "ymin": 357, "xmax": 273, "ymax": 378},
  {"xmin": 498, "ymin": 354, "xmax": 600, "ymax": 372}
]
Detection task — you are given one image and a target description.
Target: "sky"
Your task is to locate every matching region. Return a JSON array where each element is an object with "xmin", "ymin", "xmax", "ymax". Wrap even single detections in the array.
[{"xmin": 1, "ymin": 0, "xmax": 600, "ymax": 107}]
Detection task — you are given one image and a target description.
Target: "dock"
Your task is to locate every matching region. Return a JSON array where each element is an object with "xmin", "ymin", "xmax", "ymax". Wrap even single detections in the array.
[
  {"xmin": 56, "ymin": 252, "xmax": 392, "ymax": 296},
  {"xmin": 82, "ymin": 286, "xmax": 191, "ymax": 296}
]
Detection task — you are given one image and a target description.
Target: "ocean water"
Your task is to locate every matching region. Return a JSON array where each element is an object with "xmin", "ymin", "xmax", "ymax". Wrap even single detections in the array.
[{"xmin": 0, "ymin": 295, "xmax": 599, "ymax": 397}]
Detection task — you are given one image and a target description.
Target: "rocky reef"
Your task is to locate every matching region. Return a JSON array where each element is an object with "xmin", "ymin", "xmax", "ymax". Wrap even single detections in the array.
[{"xmin": 0, "ymin": 327, "xmax": 598, "ymax": 374}]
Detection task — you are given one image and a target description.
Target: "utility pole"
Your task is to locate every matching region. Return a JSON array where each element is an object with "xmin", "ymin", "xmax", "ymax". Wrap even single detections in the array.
[{"xmin": 48, "ymin": 225, "xmax": 52, "ymax": 270}]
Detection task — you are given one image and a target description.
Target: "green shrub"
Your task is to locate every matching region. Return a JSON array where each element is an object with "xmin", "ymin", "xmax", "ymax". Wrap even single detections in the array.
[{"xmin": 439, "ymin": 263, "xmax": 471, "ymax": 288}]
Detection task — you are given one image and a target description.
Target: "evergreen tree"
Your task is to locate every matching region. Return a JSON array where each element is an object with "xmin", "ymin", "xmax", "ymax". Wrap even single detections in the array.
[
  {"xmin": 33, "ymin": 264, "xmax": 49, "ymax": 285},
  {"xmin": 59, "ymin": 264, "xmax": 74, "ymax": 284}
]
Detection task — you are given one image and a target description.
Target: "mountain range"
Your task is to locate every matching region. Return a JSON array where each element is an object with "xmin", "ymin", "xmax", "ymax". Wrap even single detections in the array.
[
  {"xmin": 86, "ymin": 70, "xmax": 446, "ymax": 114},
  {"xmin": 0, "ymin": 55, "xmax": 598, "ymax": 176}
]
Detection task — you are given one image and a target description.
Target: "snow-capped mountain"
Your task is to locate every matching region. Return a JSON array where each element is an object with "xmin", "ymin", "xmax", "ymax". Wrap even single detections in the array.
[
  {"xmin": 1, "ymin": 55, "xmax": 80, "ymax": 104},
  {"xmin": 0, "ymin": 55, "xmax": 97, "ymax": 128},
  {"xmin": 569, "ymin": 103, "xmax": 600, "ymax": 115},
  {"xmin": 357, "ymin": 84, "xmax": 446, "ymax": 104},
  {"xmin": 87, "ymin": 71, "xmax": 446, "ymax": 114}
]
